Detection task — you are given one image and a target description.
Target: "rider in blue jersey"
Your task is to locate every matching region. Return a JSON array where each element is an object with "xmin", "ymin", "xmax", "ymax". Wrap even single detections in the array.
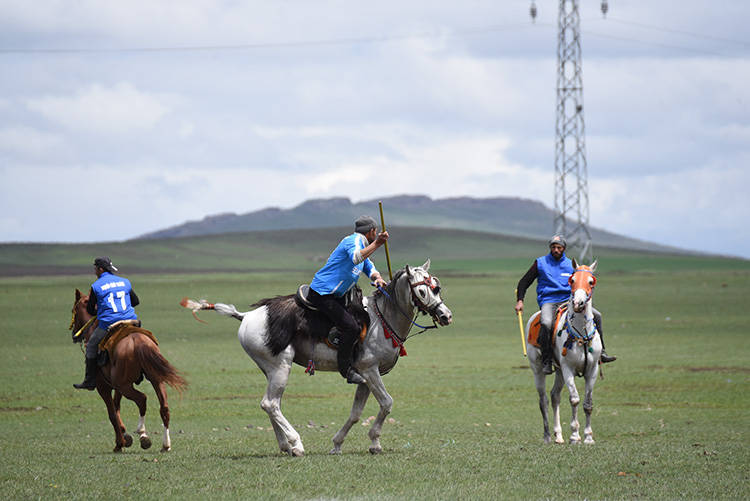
[
  {"xmin": 74, "ymin": 257, "xmax": 140, "ymax": 390},
  {"xmin": 515, "ymin": 236, "xmax": 616, "ymax": 375},
  {"xmin": 308, "ymin": 216, "xmax": 388, "ymax": 384}
]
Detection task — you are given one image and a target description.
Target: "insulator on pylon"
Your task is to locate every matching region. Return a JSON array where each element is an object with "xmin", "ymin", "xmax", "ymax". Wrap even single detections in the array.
[
  {"xmin": 530, "ymin": 1, "xmax": 537, "ymax": 22},
  {"xmin": 601, "ymin": 0, "xmax": 609, "ymax": 18}
]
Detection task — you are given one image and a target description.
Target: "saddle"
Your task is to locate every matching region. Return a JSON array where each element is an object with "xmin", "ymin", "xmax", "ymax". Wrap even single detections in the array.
[
  {"xmin": 527, "ymin": 305, "xmax": 568, "ymax": 349},
  {"xmin": 98, "ymin": 319, "xmax": 158, "ymax": 366},
  {"xmin": 295, "ymin": 285, "xmax": 367, "ymax": 349}
]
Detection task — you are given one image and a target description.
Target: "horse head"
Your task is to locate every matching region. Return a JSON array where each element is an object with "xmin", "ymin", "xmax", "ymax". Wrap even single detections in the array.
[
  {"xmin": 569, "ymin": 259, "xmax": 598, "ymax": 313},
  {"xmin": 405, "ymin": 259, "xmax": 452, "ymax": 326},
  {"xmin": 70, "ymin": 288, "xmax": 94, "ymax": 343}
]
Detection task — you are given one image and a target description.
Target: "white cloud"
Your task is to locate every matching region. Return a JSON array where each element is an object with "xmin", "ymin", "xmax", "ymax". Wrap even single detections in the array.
[{"xmin": 26, "ymin": 82, "xmax": 171, "ymax": 135}]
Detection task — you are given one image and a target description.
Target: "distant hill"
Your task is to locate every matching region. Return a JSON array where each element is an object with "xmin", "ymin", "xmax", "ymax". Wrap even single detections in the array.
[{"xmin": 136, "ymin": 195, "xmax": 683, "ymax": 254}]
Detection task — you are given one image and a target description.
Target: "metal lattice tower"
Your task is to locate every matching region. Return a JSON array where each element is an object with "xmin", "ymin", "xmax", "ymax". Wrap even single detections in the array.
[{"xmin": 532, "ymin": 1, "xmax": 607, "ymax": 263}]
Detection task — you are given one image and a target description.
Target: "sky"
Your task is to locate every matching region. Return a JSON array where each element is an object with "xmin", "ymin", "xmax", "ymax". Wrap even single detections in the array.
[{"xmin": 1, "ymin": 1, "xmax": 748, "ymax": 258}]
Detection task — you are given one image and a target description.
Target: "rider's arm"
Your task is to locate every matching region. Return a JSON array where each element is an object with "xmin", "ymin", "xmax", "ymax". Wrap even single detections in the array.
[
  {"xmin": 86, "ymin": 289, "xmax": 97, "ymax": 315},
  {"xmin": 130, "ymin": 290, "xmax": 140, "ymax": 308},
  {"xmin": 358, "ymin": 231, "xmax": 388, "ymax": 262},
  {"xmin": 516, "ymin": 261, "xmax": 539, "ymax": 302}
]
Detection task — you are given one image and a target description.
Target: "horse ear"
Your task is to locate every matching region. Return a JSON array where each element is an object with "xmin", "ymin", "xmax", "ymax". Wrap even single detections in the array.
[
  {"xmin": 422, "ymin": 259, "xmax": 431, "ymax": 271},
  {"xmin": 590, "ymin": 260, "xmax": 598, "ymax": 273},
  {"xmin": 571, "ymin": 258, "xmax": 578, "ymax": 269},
  {"xmin": 405, "ymin": 264, "xmax": 412, "ymax": 278},
  {"xmin": 75, "ymin": 288, "xmax": 82, "ymax": 300}
]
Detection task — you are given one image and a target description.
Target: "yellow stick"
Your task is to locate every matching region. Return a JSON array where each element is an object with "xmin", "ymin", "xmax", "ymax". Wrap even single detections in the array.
[
  {"xmin": 378, "ymin": 201, "xmax": 393, "ymax": 281},
  {"xmin": 515, "ymin": 290, "xmax": 527, "ymax": 357}
]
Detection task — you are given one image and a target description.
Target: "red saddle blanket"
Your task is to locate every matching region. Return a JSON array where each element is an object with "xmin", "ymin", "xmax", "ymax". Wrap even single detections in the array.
[
  {"xmin": 98, "ymin": 323, "xmax": 158, "ymax": 365},
  {"xmin": 527, "ymin": 305, "xmax": 567, "ymax": 348}
]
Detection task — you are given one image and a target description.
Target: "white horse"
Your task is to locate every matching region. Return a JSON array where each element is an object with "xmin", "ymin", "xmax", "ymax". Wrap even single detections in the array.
[
  {"xmin": 526, "ymin": 259, "xmax": 602, "ymax": 445},
  {"xmin": 183, "ymin": 260, "xmax": 452, "ymax": 456}
]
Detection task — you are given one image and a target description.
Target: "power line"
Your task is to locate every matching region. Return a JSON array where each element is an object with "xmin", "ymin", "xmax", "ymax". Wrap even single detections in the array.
[{"xmin": 0, "ymin": 22, "xmax": 532, "ymax": 54}]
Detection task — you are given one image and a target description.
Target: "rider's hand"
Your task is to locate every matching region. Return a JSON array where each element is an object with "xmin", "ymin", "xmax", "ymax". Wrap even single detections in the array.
[
  {"xmin": 375, "ymin": 230, "xmax": 389, "ymax": 246},
  {"xmin": 515, "ymin": 299, "xmax": 524, "ymax": 315},
  {"xmin": 372, "ymin": 274, "xmax": 387, "ymax": 289}
]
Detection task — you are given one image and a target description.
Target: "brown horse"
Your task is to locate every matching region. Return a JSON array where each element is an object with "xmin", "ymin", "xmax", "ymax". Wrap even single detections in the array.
[{"xmin": 70, "ymin": 288, "xmax": 187, "ymax": 453}]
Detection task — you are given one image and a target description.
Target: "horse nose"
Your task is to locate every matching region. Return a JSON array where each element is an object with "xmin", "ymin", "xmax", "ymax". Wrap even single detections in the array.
[{"xmin": 439, "ymin": 307, "xmax": 453, "ymax": 325}]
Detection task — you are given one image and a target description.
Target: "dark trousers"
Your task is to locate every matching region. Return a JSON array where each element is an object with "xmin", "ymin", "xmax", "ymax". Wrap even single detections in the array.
[
  {"xmin": 85, "ymin": 326, "xmax": 108, "ymax": 359},
  {"xmin": 307, "ymin": 289, "xmax": 360, "ymax": 376}
]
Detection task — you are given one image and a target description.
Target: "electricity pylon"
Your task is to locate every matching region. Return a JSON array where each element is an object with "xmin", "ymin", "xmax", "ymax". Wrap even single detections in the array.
[{"xmin": 531, "ymin": 1, "xmax": 607, "ymax": 263}]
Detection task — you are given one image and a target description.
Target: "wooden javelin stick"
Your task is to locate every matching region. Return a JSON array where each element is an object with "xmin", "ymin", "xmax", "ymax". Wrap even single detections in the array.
[
  {"xmin": 378, "ymin": 201, "xmax": 393, "ymax": 281},
  {"xmin": 515, "ymin": 289, "xmax": 527, "ymax": 357}
]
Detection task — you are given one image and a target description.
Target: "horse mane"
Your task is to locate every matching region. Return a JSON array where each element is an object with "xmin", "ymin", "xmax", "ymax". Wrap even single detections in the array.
[{"xmin": 252, "ymin": 287, "xmax": 371, "ymax": 356}]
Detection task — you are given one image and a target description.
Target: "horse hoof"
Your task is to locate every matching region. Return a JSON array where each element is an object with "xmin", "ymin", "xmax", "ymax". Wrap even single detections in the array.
[
  {"xmin": 113, "ymin": 446, "xmax": 123, "ymax": 453},
  {"xmin": 290, "ymin": 448, "xmax": 305, "ymax": 457},
  {"xmin": 368, "ymin": 446, "xmax": 383, "ymax": 455},
  {"xmin": 329, "ymin": 448, "xmax": 342, "ymax": 455},
  {"xmin": 123, "ymin": 434, "xmax": 133, "ymax": 448},
  {"xmin": 584, "ymin": 438, "xmax": 595, "ymax": 445},
  {"xmin": 140, "ymin": 435, "xmax": 152, "ymax": 450},
  {"xmin": 160, "ymin": 446, "xmax": 171, "ymax": 453}
]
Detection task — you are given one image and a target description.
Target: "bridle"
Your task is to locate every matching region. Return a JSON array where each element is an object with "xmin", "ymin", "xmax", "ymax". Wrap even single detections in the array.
[
  {"xmin": 70, "ymin": 295, "xmax": 96, "ymax": 346},
  {"xmin": 569, "ymin": 267, "xmax": 596, "ymax": 305},
  {"xmin": 375, "ymin": 269, "xmax": 445, "ymax": 337}
]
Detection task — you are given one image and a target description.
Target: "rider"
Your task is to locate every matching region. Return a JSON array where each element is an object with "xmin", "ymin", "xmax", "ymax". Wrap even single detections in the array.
[
  {"xmin": 307, "ymin": 215, "xmax": 389, "ymax": 385},
  {"xmin": 73, "ymin": 257, "xmax": 140, "ymax": 390},
  {"xmin": 514, "ymin": 235, "xmax": 616, "ymax": 375}
]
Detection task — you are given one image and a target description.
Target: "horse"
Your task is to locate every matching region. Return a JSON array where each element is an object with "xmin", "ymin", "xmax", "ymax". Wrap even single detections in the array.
[
  {"xmin": 182, "ymin": 260, "xmax": 452, "ymax": 456},
  {"xmin": 69, "ymin": 289, "xmax": 188, "ymax": 453},
  {"xmin": 525, "ymin": 259, "xmax": 602, "ymax": 445}
]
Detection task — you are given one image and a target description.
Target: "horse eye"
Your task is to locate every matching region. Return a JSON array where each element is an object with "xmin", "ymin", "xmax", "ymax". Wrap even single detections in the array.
[{"xmin": 420, "ymin": 290, "xmax": 426, "ymax": 298}]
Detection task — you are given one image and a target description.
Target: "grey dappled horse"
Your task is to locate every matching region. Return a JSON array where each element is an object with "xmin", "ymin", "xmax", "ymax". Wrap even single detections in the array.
[
  {"xmin": 526, "ymin": 260, "xmax": 602, "ymax": 445},
  {"xmin": 184, "ymin": 260, "xmax": 452, "ymax": 456}
]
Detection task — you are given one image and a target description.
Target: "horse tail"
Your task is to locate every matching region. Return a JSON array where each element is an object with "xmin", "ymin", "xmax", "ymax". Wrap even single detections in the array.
[
  {"xmin": 135, "ymin": 340, "xmax": 188, "ymax": 395},
  {"xmin": 214, "ymin": 303, "xmax": 246, "ymax": 321},
  {"xmin": 181, "ymin": 297, "xmax": 247, "ymax": 322}
]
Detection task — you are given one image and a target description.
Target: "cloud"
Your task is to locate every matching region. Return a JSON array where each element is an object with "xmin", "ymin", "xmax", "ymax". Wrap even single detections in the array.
[{"xmin": 26, "ymin": 82, "xmax": 171, "ymax": 135}]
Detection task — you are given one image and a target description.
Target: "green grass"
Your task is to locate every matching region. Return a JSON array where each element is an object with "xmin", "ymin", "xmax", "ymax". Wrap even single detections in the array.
[{"xmin": 1, "ymin": 261, "xmax": 749, "ymax": 499}]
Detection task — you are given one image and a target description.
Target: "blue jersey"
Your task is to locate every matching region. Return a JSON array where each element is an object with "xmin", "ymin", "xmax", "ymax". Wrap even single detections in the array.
[
  {"xmin": 91, "ymin": 271, "xmax": 138, "ymax": 330},
  {"xmin": 535, "ymin": 253, "xmax": 574, "ymax": 306},
  {"xmin": 310, "ymin": 233, "xmax": 378, "ymax": 297}
]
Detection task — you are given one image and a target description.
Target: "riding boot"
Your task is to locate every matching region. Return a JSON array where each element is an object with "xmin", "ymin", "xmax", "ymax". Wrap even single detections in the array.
[
  {"xmin": 337, "ymin": 347, "xmax": 366, "ymax": 385},
  {"xmin": 73, "ymin": 358, "xmax": 98, "ymax": 390},
  {"xmin": 595, "ymin": 318, "xmax": 617, "ymax": 364}
]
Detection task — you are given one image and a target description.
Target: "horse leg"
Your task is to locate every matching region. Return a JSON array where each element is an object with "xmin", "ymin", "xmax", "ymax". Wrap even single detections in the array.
[
  {"xmin": 362, "ymin": 372, "xmax": 395, "ymax": 455},
  {"xmin": 550, "ymin": 371, "xmax": 565, "ymax": 444},
  {"xmin": 151, "ymin": 380, "xmax": 172, "ymax": 452},
  {"xmin": 561, "ymin": 367, "xmax": 581, "ymax": 444},
  {"xmin": 117, "ymin": 383, "xmax": 151, "ymax": 450},
  {"xmin": 532, "ymin": 371, "xmax": 552, "ymax": 444},
  {"xmin": 97, "ymin": 385, "xmax": 127, "ymax": 453},
  {"xmin": 257, "ymin": 355, "xmax": 304, "ymax": 457},
  {"xmin": 330, "ymin": 383, "xmax": 371, "ymax": 455},
  {"xmin": 582, "ymin": 369, "xmax": 597, "ymax": 445},
  {"xmin": 113, "ymin": 391, "xmax": 133, "ymax": 448}
]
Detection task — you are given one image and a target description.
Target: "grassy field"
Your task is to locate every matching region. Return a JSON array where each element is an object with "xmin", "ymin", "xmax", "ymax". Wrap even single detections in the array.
[{"xmin": 1, "ymin": 254, "xmax": 749, "ymax": 499}]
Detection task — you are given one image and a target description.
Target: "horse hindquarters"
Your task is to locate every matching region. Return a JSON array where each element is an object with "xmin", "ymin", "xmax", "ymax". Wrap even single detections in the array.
[{"xmin": 236, "ymin": 307, "xmax": 305, "ymax": 456}]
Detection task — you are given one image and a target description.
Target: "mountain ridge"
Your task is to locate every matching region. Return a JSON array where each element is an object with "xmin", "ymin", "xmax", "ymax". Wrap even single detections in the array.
[{"xmin": 135, "ymin": 194, "xmax": 685, "ymax": 255}]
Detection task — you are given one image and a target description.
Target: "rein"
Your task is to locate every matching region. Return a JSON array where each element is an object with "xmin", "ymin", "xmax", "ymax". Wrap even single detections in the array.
[{"xmin": 375, "ymin": 282, "xmax": 440, "ymax": 333}]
